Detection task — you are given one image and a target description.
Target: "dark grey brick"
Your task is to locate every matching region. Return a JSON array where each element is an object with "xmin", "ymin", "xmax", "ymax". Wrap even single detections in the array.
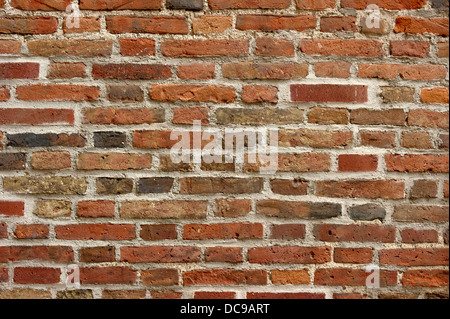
[
  {"xmin": 431, "ymin": 0, "xmax": 449, "ymax": 10},
  {"xmin": 167, "ymin": 0, "xmax": 203, "ymax": 10},
  {"xmin": 94, "ymin": 132, "xmax": 126, "ymax": 148},
  {"xmin": 349, "ymin": 204, "xmax": 386, "ymax": 221},
  {"xmin": 309, "ymin": 203, "xmax": 342, "ymax": 219},
  {"xmin": 7, "ymin": 133, "xmax": 86, "ymax": 148},
  {"xmin": 0, "ymin": 153, "xmax": 26, "ymax": 170},
  {"xmin": 138, "ymin": 178, "xmax": 174, "ymax": 194}
]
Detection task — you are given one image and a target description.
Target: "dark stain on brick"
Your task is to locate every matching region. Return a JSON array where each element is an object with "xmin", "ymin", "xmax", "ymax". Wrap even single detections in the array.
[
  {"xmin": 138, "ymin": 178, "xmax": 174, "ymax": 194},
  {"xmin": 96, "ymin": 178, "xmax": 133, "ymax": 195},
  {"xmin": 94, "ymin": 132, "xmax": 126, "ymax": 148}
]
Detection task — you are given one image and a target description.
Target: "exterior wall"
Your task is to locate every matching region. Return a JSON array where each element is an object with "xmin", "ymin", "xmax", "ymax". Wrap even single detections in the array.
[{"xmin": 0, "ymin": 0, "xmax": 448, "ymax": 299}]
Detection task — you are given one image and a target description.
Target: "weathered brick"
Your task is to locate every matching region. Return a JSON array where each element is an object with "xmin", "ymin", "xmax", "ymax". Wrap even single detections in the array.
[
  {"xmin": 2, "ymin": 110, "xmax": 76, "ymax": 127},
  {"xmin": 93, "ymin": 64, "xmax": 171, "ymax": 80},
  {"xmin": 291, "ymin": 85, "xmax": 367, "ymax": 103},
  {"xmin": 80, "ymin": 0, "xmax": 162, "ymax": 10},
  {"xmin": 348, "ymin": 204, "xmax": 387, "ymax": 221},
  {"xmin": 151, "ymin": 85, "xmax": 236, "ymax": 103},
  {"xmin": 395, "ymin": 17, "xmax": 449, "ymax": 36},
  {"xmin": 300, "ymin": 39, "xmax": 383, "ymax": 57},
  {"xmin": 78, "ymin": 153, "xmax": 152, "ymax": 170},
  {"xmin": 184, "ymin": 223, "xmax": 263, "ymax": 240},
  {"xmin": 120, "ymin": 201, "xmax": 207, "ymax": 219},
  {"xmin": 121, "ymin": 246, "xmax": 201, "ymax": 263},
  {"xmin": 167, "ymin": 0, "xmax": 202, "ymax": 10},
  {"xmin": 249, "ymin": 246, "xmax": 331, "ymax": 264},
  {"xmin": 161, "ymin": 39, "xmax": 249, "ymax": 57},
  {"xmin": 237, "ymin": 15, "xmax": 316, "ymax": 32},
  {"xmin": 257, "ymin": 200, "xmax": 341, "ymax": 219},
  {"xmin": 96, "ymin": 178, "xmax": 133, "ymax": 195},
  {"xmin": 106, "ymin": 16, "xmax": 188, "ymax": 34},
  {"xmin": 4, "ymin": 177, "xmax": 87, "ymax": 195},
  {"xmin": 184, "ymin": 270, "xmax": 267, "ymax": 285},
  {"xmin": 393, "ymin": 205, "xmax": 449, "ymax": 223},
  {"xmin": 31, "ymin": 151, "xmax": 71, "ymax": 170},
  {"xmin": 33, "ymin": 200, "xmax": 71, "ymax": 218},
  {"xmin": 0, "ymin": 17, "xmax": 57, "ymax": 34},
  {"xmin": 385, "ymin": 154, "xmax": 449, "ymax": 173},
  {"xmin": 27, "ymin": 39, "xmax": 112, "ymax": 56},
  {"xmin": 223, "ymin": 62, "xmax": 308, "ymax": 80},
  {"xmin": 314, "ymin": 224, "xmax": 396, "ymax": 243}
]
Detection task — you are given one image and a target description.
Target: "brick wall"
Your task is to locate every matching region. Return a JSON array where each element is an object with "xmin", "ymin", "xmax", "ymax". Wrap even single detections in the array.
[{"xmin": 0, "ymin": 0, "xmax": 449, "ymax": 299}]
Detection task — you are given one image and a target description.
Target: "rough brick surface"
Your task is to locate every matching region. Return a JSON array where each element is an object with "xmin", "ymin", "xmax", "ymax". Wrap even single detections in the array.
[{"xmin": 0, "ymin": 0, "xmax": 447, "ymax": 300}]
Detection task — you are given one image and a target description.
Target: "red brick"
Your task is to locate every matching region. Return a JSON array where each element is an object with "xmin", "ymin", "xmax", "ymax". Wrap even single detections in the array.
[
  {"xmin": 401, "ymin": 132, "xmax": 433, "ymax": 149},
  {"xmin": 248, "ymin": 246, "xmax": 331, "ymax": 264},
  {"xmin": 184, "ymin": 270, "xmax": 267, "ymax": 285},
  {"xmin": 395, "ymin": 17, "xmax": 449, "ymax": 36},
  {"xmin": 300, "ymin": 39, "xmax": 383, "ymax": 57},
  {"xmin": 12, "ymin": 0, "xmax": 71, "ymax": 10},
  {"xmin": 358, "ymin": 64, "xmax": 447, "ymax": 80},
  {"xmin": 242, "ymin": 86, "xmax": 278, "ymax": 103},
  {"xmin": 224, "ymin": 62, "xmax": 308, "ymax": 80},
  {"xmin": 279, "ymin": 130, "xmax": 353, "ymax": 148},
  {"xmin": 119, "ymin": 38, "xmax": 156, "ymax": 56},
  {"xmin": 141, "ymin": 269, "xmax": 178, "ymax": 286},
  {"xmin": 80, "ymin": 267, "xmax": 137, "ymax": 284},
  {"xmin": 380, "ymin": 249, "xmax": 449, "ymax": 266},
  {"xmin": 237, "ymin": 15, "xmax": 316, "ymax": 32},
  {"xmin": 385, "ymin": 154, "xmax": 449, "ymax": 173},
  {"xmin": 0, "ymin": 17, "xmax": 57, "ymax": 34},
  {"xmin": 184, "ymin": 223, "xmax": 263, "ymax": 240},
  {"xmin": 296, "ymin": 0, "xmax": 335, "ymax": 9},
  {"xmin": 401, "ymin": 229, "xmax": 439, "ymax": 243},
  {"xmin": 140, "ymin": 225, "xmax": 177, "ymax": 241},
  {"xmin": 291, "ymin": 85, "xmax": 367, "ymax": 103},
  {"xmin": 194, "ymin": 292, "xmax": 236, "ymax": 299},
  {"xmin": 410, "ymin": 180, "xmax": 438, "ymax": 198},
  {"xmin": 408, "ymin": 110, "xmax": 449, "ymax": 129},
  {"xmin": 403, "ymin": 270, "xmax": 449, "ymax": 287},
  {"xmin": 173, "ymin": 108, "xmax": 209, "ymax": 125},
  {"xmin": 14, "ymin": 225, "xmax": 49, "ymax": 239},
  {"xmin": 77, "ymin": 201, "xmax": 115, "ymax": 218},
  {"xmin": 316, "ymin": 180, "xmax": 404, "ymax": 199},
  {"xmin": 271, "ymin": 269, "xmax": 310, "ymax": 285},
  {"xmin": 80, "ymin": 0, "xmax": 162, "ymax": 10},
  {"xmin": 215, "ymin": 199, "xmax": 252, "ymax": 218},
  {"xmin": 79, "ymin": 247, "xmax": 115, "ymax": 263},
  {"xmin": 27, "ymin": 39, "xmax": 112, "ymax": 57},
  {"xmin": 16, "ymin": 85, "xmax": 99, "ymax": 101},
  {"xmin": 206, "ymin": 247, "xmax": 243, "ymax": 263},
  {"xmin": 14, "ymin": 268, "xmax": 60, "ymax": 284},
  {"xmin": 255, "ymin": 38, "xmax": 295, "ymax": 57},
  {"xmin": 0, "ymin": 63, "xmax": 39, "ymax": 79},
  {"xmin": 92, "ymin": 64, "xmax": 171, "ymax": 80},
  {"xmin": 180, "ymin": 177, "xmax": 263, "ymax": 195},
  {"xmin": 63, "ymin": 17, "xmax": 100, "ymax": 33},
  {"xmin": 0, "ymin": 108, "xmax": 74, "ymax": 125},
  {"xmin": 48, "ymin": 62, "xmax": 86, "ymax": 79},
  {"xmin": 391, "ymin": 41, "xmax": 430, "ymax": 58},
  {"xmin": 0, "ymin": 246, "xmax": 74, "ymax": 263},
  {"xmin": 120, "ymin": 246, "xmax": 201, "ymax": 263},
  {"xmin": 321, "ymin": 16, "xmax": 357, "ymax": 32},
  {"xmin": 360, "ymin": 131, "xmax": 396, "ymax": 148},
  {"xmin": 315, "ymin": 268, "xmax": 397, "ymax": 286},
  {"xmin": 314, "ymin": 62, "xmax": 351, "ymax": 78},
  {"xmin": 270, "ymin": 224, "xmax": 306, "ymax": 240},
  {"xmin": 0, "ymin": 223, "xmax": 6, "ymax": 239},
  {"xmin": 393, "ymin": 205, "xmax": 449, "ymax": 223},
  {"xmin": 55, "ymin": 224, "xmax": 135, "ymax": 240},
  {"xmin": 0, "ymin": 201, "xmax": 24, "ymax": 217},
  {"xmin": 77, "ymin": 153, "xmax": 152, "ymax": 170},
  {"xmin": 342, "ymin": 0, "xmax": 426, "ymax": 9},
  {"xmin": 210, "ymin": 0, "xmax": 291, "ymax": 9},
  {"xmin": 248, "ymin": 292, "xmax": 326, "ymax": 299},
  {"xmin": 31, "ymin": 151, "xmax": 71, "ymax": 170},
  {"xmin": 83, "ymin": 108, "xmax": 165, "ymax": 125},
  {"xmin": 0, "ymin": 40, "xmax": 21, "ymax": 54},
  {"xmin": 151, "ymin": 85, "xmax": 236, "ymax": 103},
  {"xmin": 177, "ymin": 64, "xmax": 215, "ymax": 80},
  {"xmin": 193, "ymin": 16, "xmax": 232, "ymax": 34},
  {"xmin": 334, "ymin": 248, "xmax": 374, "ymax": 264},
  {"xmin": 0, "ymin": 87, "xmax": 10, "ymax": 101},
  {"xmin": 106, "ymin": 16, "xmax": 188, "ymax": 34},
  {"xmin": 351, "ymin": 109, "xmax": 406, "ymax": 126},
  {"xmin": 0, "ymin": 268, "xmax": 7, "ymax": 283},
  {"xmin": 162, "ymin": 40, "xmax": 249, "ymax": 57},
  {"xmin": 314, "ymin": 224, "xmax": 396, "ymax": 243},
  {"xmin": 270, "ymin": 179, "xmax": 308, "ymax": 196},
  {"xmin": 338, "ymin": 155, "xmax": 378, "ymax": 172},
  {"xmin": 421, "ymin": 87, "xmax": 449, "ymax": 104}
]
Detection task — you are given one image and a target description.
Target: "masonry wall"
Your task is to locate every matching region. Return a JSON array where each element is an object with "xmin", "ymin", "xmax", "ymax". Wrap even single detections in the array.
[{"xmin": 0, "ymin": 0, "xmax": 449, "ymax": 300}]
